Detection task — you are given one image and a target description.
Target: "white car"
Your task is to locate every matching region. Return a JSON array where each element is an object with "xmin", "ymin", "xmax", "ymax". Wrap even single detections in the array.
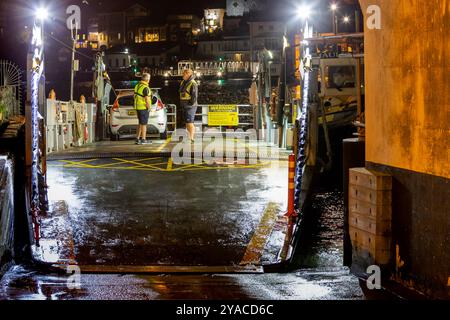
[{"xmin": 109, "ymin": 89, "xmax": 167, "ymax": 141}]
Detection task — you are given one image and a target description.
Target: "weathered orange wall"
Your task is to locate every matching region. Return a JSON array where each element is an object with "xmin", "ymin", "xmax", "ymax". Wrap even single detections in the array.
[{"xmin": 360, "ymin": 0, "xmax": 450, "ymax": 178}]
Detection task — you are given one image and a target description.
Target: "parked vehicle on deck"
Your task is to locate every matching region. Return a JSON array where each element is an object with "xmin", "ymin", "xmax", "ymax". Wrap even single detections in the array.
[{"xmin": 108, "ymin": 89, "xmax": 167, "ymax": 141}]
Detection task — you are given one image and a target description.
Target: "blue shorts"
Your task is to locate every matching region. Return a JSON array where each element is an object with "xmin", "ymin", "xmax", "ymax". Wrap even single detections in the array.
[
  {"xmin": 137, "ymin": 109, "xmax": 149, "ymax": 125},
  {"xmin": 183, "ymin": 105, "xmax": 198, "ymax": 124}
]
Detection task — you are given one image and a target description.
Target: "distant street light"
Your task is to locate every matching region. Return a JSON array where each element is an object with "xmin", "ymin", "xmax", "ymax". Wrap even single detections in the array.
[
  {"xmin": 343, "ymin": 16, "xmax": 350, "ymax": 23},
  {"xmin": 330, "ymin": 3, "xmax": 338, "ymax": 11},
  {"xmin": 36, "ymin": 7, "xmax": 49, "ymax": 20},
  {"xmin": 217, "ymin": 71, "xmax": 223, "ymax": 77},
  {"xmin": 297, "ymin": 5, "xmax": 312, "ymax": 20}
]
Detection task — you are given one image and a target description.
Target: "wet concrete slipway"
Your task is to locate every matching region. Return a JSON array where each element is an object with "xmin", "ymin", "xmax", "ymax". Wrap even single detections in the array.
[{"xmin": 0, "ymin": 138, "xmax": 395, "ymax": 300}]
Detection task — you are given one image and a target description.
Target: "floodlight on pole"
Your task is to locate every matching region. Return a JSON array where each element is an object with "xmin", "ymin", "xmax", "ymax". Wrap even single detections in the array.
[
  {"xmin": 297, "ymin": 5, "xmax": 312, "ymax": 20},
  {"xmin": 330, "ymin": 3, "xmax": 338, "ymax": 34},
  {"xmin": 343, "ymin": 16, "xmax": 350, "ymax": 23},
  {"xmin": 36, "ymin": 7, "xmax": 48, "ymax": 20}
]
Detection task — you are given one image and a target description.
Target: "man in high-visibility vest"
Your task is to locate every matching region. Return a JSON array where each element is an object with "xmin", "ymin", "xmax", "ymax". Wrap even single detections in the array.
[
  {"xmin": 134, "ymin": 73, "xmax": 152, "ymax": 145},
  {"xmin": 179, "ymin": 69, "xmax": 198, "ymax": 143}
]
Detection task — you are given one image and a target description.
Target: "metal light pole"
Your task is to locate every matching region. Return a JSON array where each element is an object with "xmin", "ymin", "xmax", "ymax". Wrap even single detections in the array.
[
  {"xmin": 27, "ymin": 7, "xmax": 48, "ymax": 244},
  {"xmin": 70, "ymin": 21, "xmax": 78, "ymax": 101},
  {"xmin": 355, "ymin": 9, "xmax": 361, "ymax": 32},
  {"xmin": 331, "ymin": 3, "xmax": 338, "ymax": 34}
]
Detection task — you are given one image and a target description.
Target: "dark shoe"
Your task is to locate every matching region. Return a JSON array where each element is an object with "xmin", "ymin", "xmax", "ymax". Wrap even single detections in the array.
[
  {"xmin": 190, "ymin": 139, "xmax": 195, "ymax": 144},
  {"xmin": 141, "ymin": 139, "xmax": 152, "ymax": 145},
  {"xmin": 135, "ymin": 139, "xmax": 141, "ymax": 145}
]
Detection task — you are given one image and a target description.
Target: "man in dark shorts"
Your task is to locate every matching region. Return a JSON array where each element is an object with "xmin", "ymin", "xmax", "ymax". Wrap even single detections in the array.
[
  {"xmin": 179, "ymin": 69, "xmax": 198, "ymax": 143},
  {"xmin": 133, "ymin": 73, "xmax": 152, "ymax": 145}
]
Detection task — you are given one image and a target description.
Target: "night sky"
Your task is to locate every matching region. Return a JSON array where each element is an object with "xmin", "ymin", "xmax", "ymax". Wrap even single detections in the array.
[{"xmin": 0, "ymin": 0, "xmax": 360, "ymax": 97}]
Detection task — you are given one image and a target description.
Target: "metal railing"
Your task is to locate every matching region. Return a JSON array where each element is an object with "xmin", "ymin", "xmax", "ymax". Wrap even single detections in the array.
[
  {"xmin": 193, "ymin": 104, "xmax": 255, "ymax": 130},
  {"xmin": 0, "ymin": 86, "xmax": 21, "ymax": 121},
  {"xmin": 0, "ymin": 60, "xmax": 23, "ymax": 120},
  {"xmin": 45, "ymin": 99, "xmax": 96, "ymax": 154},
  {"xmin": 102, "ymin": 104, "xmax": 254, "ymax": 138},
  {"xmin": 166, "ymin": 104, "xmax": 177, "ymax": 135}
]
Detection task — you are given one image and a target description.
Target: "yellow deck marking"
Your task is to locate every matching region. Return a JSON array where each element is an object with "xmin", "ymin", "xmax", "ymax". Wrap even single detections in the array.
[
  {"xmin": 156, "ymin": 137, "xmax": 172, "ymax": 152},
  {"xmin": 239, "ymin": 202, "xmax": 280, "ymax": 266},
  {"xmin": 112, "ymin": 158, "xmax": 165, "ymax": 171},
  {"xmin": 50, "ymin": 156, "xmax": 281, "ymax": 172},
  {"xmin": 93, "ymin": 157, "xmax": 164, "ymax": 168},
  {"xmin": 166, "ymin": 157, "xmax": 173, "ymax": 171},
  {"xmin": 58, "ymin": 158, "xmax": 165, "ymax": 170},
  {"xmin": 59, "ymin": 159, "xmax": 99, "ymax": 168},
  {"xmin": 173, "ymin": 162, "xmax": 208, "ymax": 170},
  {"xmin": 49, "ymin": 162, "xmax": 272, "ymax": 172},
  {"xmin": 49, "ymin": 164, "xmax": 166, "ymax": 171}
]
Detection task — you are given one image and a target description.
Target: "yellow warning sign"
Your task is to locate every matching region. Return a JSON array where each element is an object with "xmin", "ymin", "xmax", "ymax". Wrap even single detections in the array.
[{"xmin": 208, "ymin": 105, "xmax": 239, "ymax": 126}]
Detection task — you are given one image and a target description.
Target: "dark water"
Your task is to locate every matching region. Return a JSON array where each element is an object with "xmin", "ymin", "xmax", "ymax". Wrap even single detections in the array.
[{"xmin": 292, "ymin": 192, "xmax": 345, "ymax": 268}]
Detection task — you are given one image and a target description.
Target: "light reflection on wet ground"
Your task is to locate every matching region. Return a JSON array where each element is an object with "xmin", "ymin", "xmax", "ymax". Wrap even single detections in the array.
[
  {"xmin": 0, "ymin": 265, "xmax": 365, "ymax": 300},
  {"xmin": 0, "ymin": 188, "xmax": 376, "ymax": 300},
  {"xmin": 0, "ymin": 132, "xmax": 398, "ymax": 300},
  {"xmin": 35, "ymin": 158, "xmax": 288, "ymax": 266}
]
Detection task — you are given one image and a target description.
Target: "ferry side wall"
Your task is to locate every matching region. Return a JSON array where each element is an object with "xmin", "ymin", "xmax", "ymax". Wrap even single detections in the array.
[{"xmin": 359, "ymin": 0, "xmax": 450, "ymax": 298}]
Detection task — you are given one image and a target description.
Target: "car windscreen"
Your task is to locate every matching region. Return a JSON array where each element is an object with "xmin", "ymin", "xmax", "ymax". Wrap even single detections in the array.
[
  {"xmin": 118, "ymin": 92, "xmax": 159, "ymax": 107},
  {"xmin": 118, "ymin": 95, "xmax": 134, "ymax": 107}
]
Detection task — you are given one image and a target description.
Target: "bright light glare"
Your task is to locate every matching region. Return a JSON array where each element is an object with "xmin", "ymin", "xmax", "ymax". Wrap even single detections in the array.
[
  {"xmin": 283, "ymin": 36, "xmax": 289, "ymax": 49},
  {"xmin": 297, "ymin": 5, "xmax": 312, "ymax": 19},
  {"xmin": 330, "ymin": 3, "xmax": 338, "ymax": 11},
  {"xmin": 36, "ymin": 7, "xmax": 48, "ymax": 20},
  {"xmin": 343, "ymin": 16, "xmax": 350, "ymax": 23}
]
